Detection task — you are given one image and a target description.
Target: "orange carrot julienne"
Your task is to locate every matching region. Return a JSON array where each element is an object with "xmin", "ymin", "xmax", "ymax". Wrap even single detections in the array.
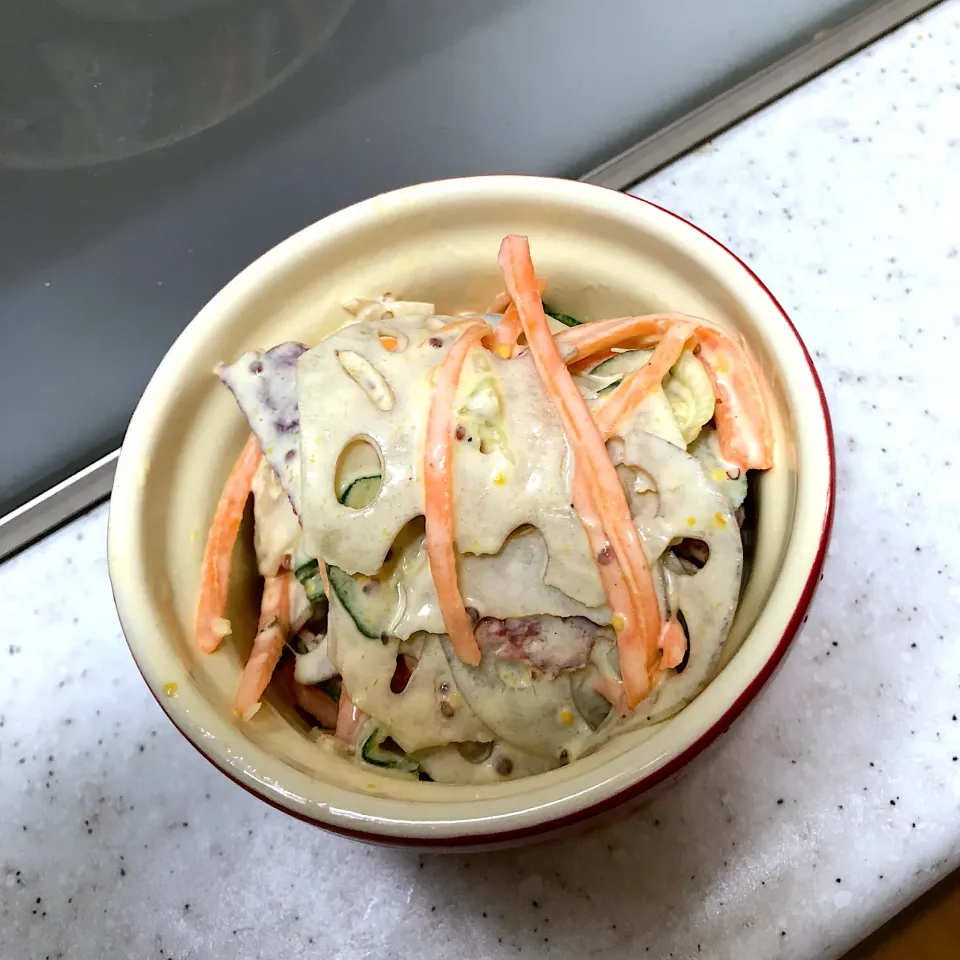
[
  {"xmin": 593, "ymin": 322, "xmax": 694, "ymax": 438},
  {"xmin": 498, "ymin": 235, "xmax": 661, "ymax": 707},
  {"xmin": 434, "ymin": 317, "xmax": 492, "ymax": 337},
  {"xmin": 294, "ymin": 680, "xmax": 339, "ymax": 729},
  {"xmin": 233, "ymin": 572, "xmax": 292, "ymax": 717},
  {"xmin": 335, "ymin": 687, "xmax": 367, "ymax": 744},
  {"xmin": 275, "ymin": 658, "xmax": 339, "ymax": 729},
  {"xmin": 570, "ymin": 469, "xmax": 651, "ymax": 702},
  {"xmin": 492, "ymin": 301, "xmax": 521, "ymax": 356},
  {"xmin": 568, "ymin": 348, "xmax": 616, "ymax": 377},
  {"xmin": 424, "ymin": 321, "xmax": 491, "ymax": 666},
  {"xmin": 486, "ymin": 277, "xmax": 547, "ymax": 315},
  {"xmin": 491, "ymin": 278, "xmax": 548, "ymax": 356},
  {"xmin": 318, "ymin": 562, "xmax": 331, "ymax": 601},
  {"xmin": 556, "ymin": 313, "xmax": 774, "ymax": 470},
  {"xmin": 196, "ymin": 434, "xmax": 262, "ymax": 654},
  {"xmin": 694, "ymin": 326, "xmax": 773, "ymax": 470},
  {"xmin": 553, "ymin": 313, "xmax": 686, "ymax": 364},
  {"xmin": 487, "ymin": 290, "xmax": 512, "ymax": 315},
  {"xmin": 593, "ymin": 673, "xmax": 627, "ymax": 717},
  {"xmin": 658, "ymin": 615, "xmax": 688, "ymax": 670}
]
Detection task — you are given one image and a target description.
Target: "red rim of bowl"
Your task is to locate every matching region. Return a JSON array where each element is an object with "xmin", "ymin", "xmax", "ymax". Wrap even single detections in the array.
[{"xmin": 112, "ymin": 185, "xmax": 836, "ymax": 849}]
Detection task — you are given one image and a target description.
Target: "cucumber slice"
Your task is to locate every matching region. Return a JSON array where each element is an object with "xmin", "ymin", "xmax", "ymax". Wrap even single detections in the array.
[
  {"xmin": 292, "ymin": 559, "xmax": 328, "ymax": 604},
  {"xmin": 297, "ymin": 565, "xmax": 326, "ymax": 605},
  {"xmin": 589, "ymin": 349, "xmax": 651, "ymax": 379},
  {"xmin": 327, "ymin": 564, "xmax": 397, "ymax": 640},
  {"xmin": 293, "ymin": 475, "xmax": 389, "ymax": 624},
  {"xmin": 543, "ymin": 305, "xmax": 582, "ymax": 327},
  {"xmin": 303, "ymin": 577, "xmax": 327, "ymax": 605},
  {"xmin": 294, "ymin": 559, "xmax": 319, "ymax": 583},
  {"xmin": 360, "ymin": 727, "xmax": 418, "ymax": 773},
  {"xmin": 339, "ymin": 474, "xmax": 382, "ymax": 508},
  {"xmin": 582, "ymin": 350, "xmax": 652, "ymax": 398}
]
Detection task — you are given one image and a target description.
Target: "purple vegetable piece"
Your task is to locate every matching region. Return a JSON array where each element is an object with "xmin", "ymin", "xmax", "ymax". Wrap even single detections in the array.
[
  {"xmin": 476, "ymin": 616, "xmax": 601, "ymax": 680},
  {"xmin": 217, "ymin": 342, "xmax": 306, "ymax": 512}
]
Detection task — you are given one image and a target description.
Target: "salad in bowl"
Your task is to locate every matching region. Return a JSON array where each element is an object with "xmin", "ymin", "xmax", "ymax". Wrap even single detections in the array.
[{"xmin": 196, "ymin": 234, "xmax": 773, "ymax": 785}]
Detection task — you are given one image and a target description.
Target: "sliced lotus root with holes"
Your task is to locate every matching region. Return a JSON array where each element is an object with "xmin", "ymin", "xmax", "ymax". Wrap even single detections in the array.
[
  {"xmin": 613, "ymin": 430, "xmax": 743, "ymax": 723},
  {"xmin": 297, "ymin": 315, "xmax": 603, "ymax": 606},
  {"xmin": 415, "ymin": 740, "xmax": 559, "ymax": 783},
  {"xmin": 390, "ymin": 525, "xmax": 610, "ymax": 640},
  {"xmin": 439, "ymin": 623, "xmax": 601, "ymax": 762},
  {"xmin": 217, "ymin": 342, "xmax": 306, "ymax": 512},
  {"xmin": 326, "ymin": 591, "xmax": 493, "ymax": 753}
]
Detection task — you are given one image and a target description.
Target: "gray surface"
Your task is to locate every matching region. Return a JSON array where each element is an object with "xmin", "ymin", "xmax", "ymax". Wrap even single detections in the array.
[{"xmin": 1, "ymin": 0, "xmax": 881, "ymax": 515}]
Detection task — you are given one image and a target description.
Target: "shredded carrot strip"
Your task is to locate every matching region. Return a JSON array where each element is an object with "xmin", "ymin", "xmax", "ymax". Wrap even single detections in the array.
[
  {"xmin": 335, "ymin": 687, "xmax": 367, "ymax": 744},
  {"xmin": 556, "ymin": 313, "xmax": 773, "ymax": 470},
  {"xmin": 435, "ymin": 317, "xmax": 493, "ymax": 337},
  {"xmin": 570, "ymin": 469, "xmax": 649, "ymax": 701},
  {"xmin": 487, "ymin": 291, "xmax": 512, "ymax": 315},
  {"xmin": 568, "ymin": 348, "xmax": 616, "ymax": 377},
  {"xmin": 275, "ymin": 658, "xmax": 339, "ymax": 728},
  {"xmin": 554, "ymin": 313, "xmax": 685, "ymax": 364},
  {"xmin": 658, "ymin": 616, "xmax": 687, "ymax": 670},
  {"xmin": 294, "ymin": 681, "xmax": 339, "ymax": 729},
  {"xmin": 593, "ymin": 323, "xmax": 694, "ymax": 438},
  {"xmin": 196, "ymin": 434, "xmax": 262, "ymax": 653},
  {"xmin": 493, "ymin": 301, "xmax": 521, "ymax": 355},
  {"xmin": 486, "ymin": 277, "xmax": 547, "ymax": 315},
  {"xmin": 593, "ymin": 673, "xmax": 627, "ymax": 717},
  {"xmin": 694, "ymin": 327, "xmax": 773, "ymax": 470},
  {"xmin": 498, "ymin": 236, "xmax": 660, "ymax": 707},
  {"xmin": 491, "ymin": 278, "xmax": 548, "ymax": 356},
  {"xmin": 233, "ymin": 572, "xmax": 292, "ymax": 717},
  {"xmin": 424, "ymin": 321, "xmax": 491, "ymax": 666}
]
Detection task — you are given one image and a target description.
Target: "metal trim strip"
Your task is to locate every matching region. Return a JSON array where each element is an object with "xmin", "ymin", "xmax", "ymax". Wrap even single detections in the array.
[
  {"xmin": 582, "ymin": 0, "xmax": 940, "ymax": 188},
  {"xmin": 0, "ymin": 451, "xmax": 117, "ymax": 561}
]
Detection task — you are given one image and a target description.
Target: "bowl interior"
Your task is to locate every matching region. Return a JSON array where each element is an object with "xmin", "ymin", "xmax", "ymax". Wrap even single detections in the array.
[{"xmin": 109, "ymin": 177, "xmax": 830, "ymax": 839}]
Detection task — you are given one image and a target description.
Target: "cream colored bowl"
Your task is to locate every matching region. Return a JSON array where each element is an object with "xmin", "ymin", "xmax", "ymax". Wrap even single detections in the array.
[{"xmin": 108, "ymin": 176, "xmax": 834, "ymax": 847}]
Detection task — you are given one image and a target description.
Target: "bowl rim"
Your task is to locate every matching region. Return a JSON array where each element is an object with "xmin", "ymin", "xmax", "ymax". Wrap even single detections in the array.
[{"xmin": 108, "ymin": 175, "xmax": 835, "ymax": 846}]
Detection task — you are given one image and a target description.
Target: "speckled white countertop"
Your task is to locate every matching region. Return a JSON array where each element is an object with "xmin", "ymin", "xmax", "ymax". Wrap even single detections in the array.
[{"xmin": 3, "ymin": 6, "xmax": 959, "ymax": 959}]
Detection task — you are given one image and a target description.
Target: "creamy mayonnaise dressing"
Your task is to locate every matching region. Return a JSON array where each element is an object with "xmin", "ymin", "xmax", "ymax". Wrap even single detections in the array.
[
  {"xmin": 296, "ymin": 315, "xmax": 604, "ymax": 607},
  {"xmin": 220, "ymin": 311, "xmax": 748, "ymax": 782},
  {"xmin": 387, "ymin": 524, "xmax": 611, "ymax": 640},
  {"xmin": 219, "ymin": 342, "xmax": 305, "ymax": 512},
  {"xmin": 251, "ymin": 459, "xmax": 301, "ymax": 577},
  {"xmin": 328, "ymin": 590, "xmax": 495, "ymax": 753},
  {"xmin": 613, "ymin": 431, "xmax": 742, "ymax": 724}
]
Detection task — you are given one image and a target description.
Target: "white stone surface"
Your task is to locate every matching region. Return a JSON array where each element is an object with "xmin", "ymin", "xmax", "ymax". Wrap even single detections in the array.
[{"xmin": 2, "ymin": 5, "xmax": 959, "ymax": 958}]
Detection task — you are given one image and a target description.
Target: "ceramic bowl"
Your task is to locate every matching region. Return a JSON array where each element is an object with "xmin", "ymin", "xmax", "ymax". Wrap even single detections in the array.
[{"xmin": 108, "ymin": 176, "xmax": 834, "ymax": 848}]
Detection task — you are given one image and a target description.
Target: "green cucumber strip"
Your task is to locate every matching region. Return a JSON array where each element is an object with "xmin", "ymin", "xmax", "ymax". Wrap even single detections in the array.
[
  {"xmin": 302, "ymin": 573, "xmax": 328, "ymax": 605},
  {"xmin": 294, "ymin": 559, "xmax": 326, "ymax": 604},
  {"xmin": 294, "ymin": 475, "xmax": 383, "ymax": 609},
  {"xmin": 360, "ymin": 728, "xmax": 418, "ymax": 773},
  {"xmin": 294, "ymin": 559, "xmax": 319, "ymax": 583},
  {"xmin": 327, "ymin": 564, "xmax": 396, "ymax": 640},
  {"xmin": 293, "ymin": 476, "xmax": 385, "ymax": 618},
  {"xmin": 543, "ymin": 305, "xmax": 582, "ymax": 327},
  {"xmin": 339, "ymin": 474, "xmax": 382, "ymax": 508},
  {"xmin": 589, "ymin": 349, "xmax": 647, "ymax": 378}
]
